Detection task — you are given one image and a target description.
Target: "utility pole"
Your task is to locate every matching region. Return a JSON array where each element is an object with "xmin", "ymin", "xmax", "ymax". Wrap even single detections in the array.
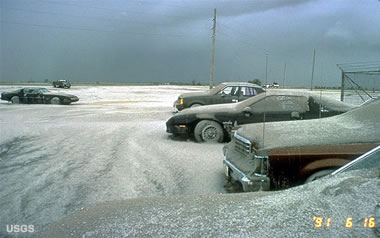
[
  {"xmin": 209, "ymin": 8, "xmax": 216, "ymax": 89},
  {"xmin": 282, "ymin": 63, "xmax": 286, "ymax": 88},
  {"xmin": 265, "ymin": 54, "xmax": 268, "ymax": 85},
  {"xmin": 340, "ymin": 68, "xmax": 345, "ymax": 101},
  {"xmin": 310, "ymin": 49, "xmax": 316, "ymax": 91}
]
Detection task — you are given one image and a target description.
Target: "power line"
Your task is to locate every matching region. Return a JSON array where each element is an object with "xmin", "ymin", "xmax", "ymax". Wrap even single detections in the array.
[
  {"xmin": 0, "ymin": 7, "xmax": 194, "ymax": 28},
  {"xmin": 16, "ymin": 0, "xmax": 207, "ymax": 21},
  {"xmin": 0, "ymin": 20, "xmax": 185, "ymax": 38}
]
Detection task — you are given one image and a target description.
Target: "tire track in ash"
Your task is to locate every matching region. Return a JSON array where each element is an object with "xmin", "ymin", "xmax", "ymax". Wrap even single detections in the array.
[{"xmin": 96, "ymin": 120, "xmax": 189, "ymax": 199}]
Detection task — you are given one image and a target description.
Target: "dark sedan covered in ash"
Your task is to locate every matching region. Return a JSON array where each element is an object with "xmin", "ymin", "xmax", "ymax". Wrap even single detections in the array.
[
  {"xmin": 173, "ymin": 82, "xmax": 265, "ymax": 111},
  {"xmin": 166, "ymin": 91, "xmax": 355, "ymax": 143},
  {"xmin": 223, "ymin": 97, "xmax": 380, "ymax": 192},
  {"xmin": 1, "ymin": 87, "xmax": 79, "ymax": 105}
]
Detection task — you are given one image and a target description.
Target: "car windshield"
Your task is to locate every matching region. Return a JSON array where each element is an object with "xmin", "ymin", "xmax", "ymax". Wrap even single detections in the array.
[
  {"xmin": 208, "ymin": 83, "xmax": 227, "ymax": 94},
  {"xmin": 334, "ymin": 147, "xmax": 380, "ymax": 173},
  {"xmin": 1, "ymin": 1, "xmax": 379, "ymax": 237},
  {"xmin": 39, "ymin": 88, "xmax": 48, "ymax": 93}
]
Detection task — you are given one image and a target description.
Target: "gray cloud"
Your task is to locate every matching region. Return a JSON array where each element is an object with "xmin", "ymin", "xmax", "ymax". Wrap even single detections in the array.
[{"xmin": 1, "ymin": 0, "xmax": 380, "ymax": 87}]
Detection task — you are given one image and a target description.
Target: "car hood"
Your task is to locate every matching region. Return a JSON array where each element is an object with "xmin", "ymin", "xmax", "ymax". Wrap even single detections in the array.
[
  {"xmin": 237, "ymin": 98, "xmax": 380, "ymax": 152},
  {"xmin": 38, "ymin": 169, "xmax": 379, "ymax": 237},
  {"xmin": 178, "ymin": 103, "xmax": 238, "ymax": 115},
  {"xmin": 179, "ymin": 91, "xmax": 211, "ymax": 98}
]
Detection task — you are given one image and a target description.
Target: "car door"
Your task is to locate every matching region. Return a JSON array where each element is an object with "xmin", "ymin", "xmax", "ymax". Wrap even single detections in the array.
[
  {"xmin": 210, "ymin": 86, "xmax": 239, "ymax": 104},
  {"xmin": 28, "ymin": 89, "xmax": 43, "ymax": 103},
  {"xmin": 21, "ymin": 89, "xmax": 34, "ymax": 103}
]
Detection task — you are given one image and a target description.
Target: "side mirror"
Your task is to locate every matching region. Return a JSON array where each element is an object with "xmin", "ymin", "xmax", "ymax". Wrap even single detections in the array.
[
  {"xmin": 220, "ymin": 92, "xmax": 226, "ymax": 97},
  {"xmin": 243, "ymin": 107, "xmax": 253, "ymax": 117}
]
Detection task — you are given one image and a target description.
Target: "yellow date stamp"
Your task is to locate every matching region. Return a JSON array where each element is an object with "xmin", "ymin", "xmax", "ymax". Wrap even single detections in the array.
[{"xmin": 313, "ymin": 216, "xmax": 376, "ymax": 228}]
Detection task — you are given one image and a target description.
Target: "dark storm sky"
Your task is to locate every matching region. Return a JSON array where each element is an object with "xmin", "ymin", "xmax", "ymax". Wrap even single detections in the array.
[{"xmin": 1, "ymin": 0, "xmax": 380, "ymax": 86}]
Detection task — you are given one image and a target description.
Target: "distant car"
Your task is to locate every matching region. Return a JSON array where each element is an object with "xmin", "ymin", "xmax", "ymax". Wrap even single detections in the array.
[
  {"xmin": 173, "ymin": 82, "xmax": 265, "ymax": 111},
  {"xmin": 265, "ymin": 82, "xmax": 280, "ymax": 88},
  {"xmin": 53, "ymin": 79, "xmax": 71, "ymax": 88},
  {"xmin": 1, "ymin": 87, "xmax": 79, "ymax": 105},
  {"xmin": 166, "ymin": 91, "xmax": 355, "ymax": 143},
  {"xmin": 223, "ymin": 97, "xmax": 380, "ymax": 192},
  {"xmin": 331, "ymin": 145, "xmax": 380, "ymax": 175}
]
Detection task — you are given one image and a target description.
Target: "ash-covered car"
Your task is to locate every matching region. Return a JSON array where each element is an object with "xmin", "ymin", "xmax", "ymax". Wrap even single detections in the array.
[
  {"xmin": 52, "ymin": 79, "xmax": 71, "ymax": 88},
  {"xmin": 331, "ymin": 145, "xmax": 380, "ymax": 176},
  {"xmin": 173, "ymin": 82, "xmax": 264, "ymax": 111},
  {"xmin": 223, "ymin": 97, "xmax": 380, "ymax": 192},
  {"xmin": 1, "ymin": 87, "xmax": 79, "ymax": 105},
  {"xmin": 167, "ymin": 91, "xmax": 355, "ymax": 143}
]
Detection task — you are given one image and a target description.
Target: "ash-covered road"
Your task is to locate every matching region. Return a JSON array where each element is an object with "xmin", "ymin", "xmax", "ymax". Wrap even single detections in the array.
[
  {"xmin": 0, "ymin": 85, "xmax": 226, "ymax": 235},
  {"xmin": 0, "ymin": 85, "xmax": 378, "ymax": 237}
]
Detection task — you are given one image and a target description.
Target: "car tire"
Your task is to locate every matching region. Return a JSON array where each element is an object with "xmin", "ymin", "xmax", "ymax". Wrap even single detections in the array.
[
  {"xmin": 50, "ymin": 97, "xmax": 61, "ymax": 105},
  {"xmin": 11, "ymin": 96, "xmax": 20, "ymax": 104},
  {"xmin": 190, "ymin": 103, "xmax": 202, "ymax": 108},
  {"xmin": 62, "ymin": 98, "xmax": 71, "ymax": 105},
  {"xmin": 305, "ymin": 169, "xmax": 335, "ymax": 183},
  {"xmin": 194, "ymin": 120, "xmax": 224, "ymax": 143}
]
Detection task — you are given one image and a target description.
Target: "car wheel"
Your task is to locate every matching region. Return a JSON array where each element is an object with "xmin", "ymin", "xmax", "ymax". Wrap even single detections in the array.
[
  {"xmin": 194, "ymin": 120, "xmax": 224, "ymax": 143},
  {"xmin": 62, "ymin": 98, "xmax": 71, "ymax": 105},
  {"xmin": 11, "ymin": 96, "xmax": 20, "ymax": 104},
  {"xmin": 190, "ymin": 103, "xmax": 202, "ymax": 108},
  {"xmin": 305, "ymin": 169, "xmax": 335, "ymax": 183},
  {"xmin": 50, "ymin": 97, "xmax": 61, "ymax": 105}
]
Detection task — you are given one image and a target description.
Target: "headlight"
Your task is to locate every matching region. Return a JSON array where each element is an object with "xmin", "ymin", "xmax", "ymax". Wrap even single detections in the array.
[{"xmin": 179, "ymin": 98, "xmax": 184, "ymax": 105}]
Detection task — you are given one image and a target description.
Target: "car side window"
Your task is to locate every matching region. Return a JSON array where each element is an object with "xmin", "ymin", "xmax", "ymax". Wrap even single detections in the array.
[
  {"xmin": 219, "ymin": 86, "xmax": 232, "ymax": 95},
  {"xmin": 240, "ymin": 87, "xmax": 257, "ymax": 96},
  {"xmin": 252, "ymin": 96, "xmax": 309, "ymax": 112},
  {"xmin": 219, "ymin": 86, "xmax": 239, "ymax": 96},
  {"xmin": 24, "ymin": 89, "xmax": 32, "ymax": 94}
]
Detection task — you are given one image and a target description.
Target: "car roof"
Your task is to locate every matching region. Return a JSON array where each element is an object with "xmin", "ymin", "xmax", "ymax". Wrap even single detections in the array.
[
  {"xmin": 219, "ymin": 82, "xmax": 262, "ymax": 88},
  {"xmin": 23, "ymin": 87, "xmax": 48, "ymax": 90},
  {"xmin": 237, "ymin": 89, "xmax": 355, "ymax": 111}
]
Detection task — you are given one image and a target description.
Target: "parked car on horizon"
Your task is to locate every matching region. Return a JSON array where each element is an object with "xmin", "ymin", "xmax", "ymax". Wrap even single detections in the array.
[
  {"xmin": 1, "ymin": 87, "xmax": 79, "ymax": 105},
  {"xmin": 173, "ymin": 82, "xmax": 265, "ymax": 111},
  {"xmin": 265, "ymin": 82, "xmax": 280, "ymax": 88},
  {"xmin": 53, "ymin": 79, "xmax": 71, "ymax": 88},
  {"xmin": 166, "ymin": 90, "xmax": 355, "ymax": 143},
  {"xmin": 223, "ymin": 97, "xmax": 380, "ymax": 192}
]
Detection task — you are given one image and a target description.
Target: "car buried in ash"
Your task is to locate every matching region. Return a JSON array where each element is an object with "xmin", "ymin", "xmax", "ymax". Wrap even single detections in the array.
[
  {"xmin": 331, "ymin": 145, "xmax": 380, "ymax": 176},
  {"xmin": 1, "ymin": 87, "xmax": 79, "ymax": 105},
  {"xmin": 166, "ymin": 91, "xmax": 355, "ymax": 143},
  {"xmin": 223, "ymin": 97, "xmax": 380, "ymax": 192},
  {"xmin": 173, "ymin": 82, "xmax": 264, "ymax": 111}
]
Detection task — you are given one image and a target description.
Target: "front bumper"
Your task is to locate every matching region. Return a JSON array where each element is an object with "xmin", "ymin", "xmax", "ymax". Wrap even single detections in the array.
[
  {"xmin": 173, "ymin": 100, "xmax": 185, "ymax": 111},
  {"xmin": 166, "ymin": 124, "xmax": 189, "ymax": 135},
  {"xmin": 70, "ymin": 97, "xmax": 79, "ymax": 102},
  {"xmin": 223, "ymin": 145, "xmax": 270, "ymax": 192}
]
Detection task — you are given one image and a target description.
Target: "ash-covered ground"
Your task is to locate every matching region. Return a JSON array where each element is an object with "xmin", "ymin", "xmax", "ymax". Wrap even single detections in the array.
[{"xmin": 0, "ymin": 85, "xmax": 378, "ymax": 237}]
